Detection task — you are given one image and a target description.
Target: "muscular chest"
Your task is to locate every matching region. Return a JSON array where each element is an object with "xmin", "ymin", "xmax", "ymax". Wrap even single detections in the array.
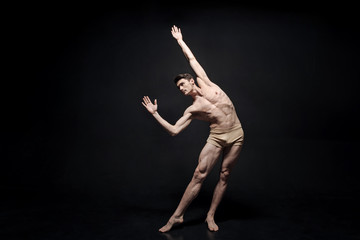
[
  {"xmin": 194, "ymin": 94, "xmax": 218, "ymax": 112},
  {"xmin": 193, "ymin": 89, "xmax": 233, "ymax": 118},
  {"xmin": 192, "ymin": 96, "xmax": 222, "ymax": 121}
]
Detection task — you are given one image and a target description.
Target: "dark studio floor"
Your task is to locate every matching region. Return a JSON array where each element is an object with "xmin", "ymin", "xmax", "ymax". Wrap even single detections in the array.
[
  {"xmin": 1, "ymin": 139, "xmax": 360, "ymax": 240},
  {"xmin": 1, "ymin": 187, "xmax": 359, "ymax": 240}
]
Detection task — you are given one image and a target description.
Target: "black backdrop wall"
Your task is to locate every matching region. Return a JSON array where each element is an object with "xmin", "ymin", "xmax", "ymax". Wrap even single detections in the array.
[{"xmin": 2, "ymin": 2, "xmax": 359, "ymax": 206}]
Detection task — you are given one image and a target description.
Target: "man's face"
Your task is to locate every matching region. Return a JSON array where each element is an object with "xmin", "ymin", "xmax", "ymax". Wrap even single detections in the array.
[{"xmin": 176, "ymin": 78, "xmax": 194, "ymax": 95}]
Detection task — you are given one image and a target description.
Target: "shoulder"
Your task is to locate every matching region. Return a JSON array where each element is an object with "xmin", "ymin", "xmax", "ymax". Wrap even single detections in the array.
[
  {"xmin": 184, "ymin": 105, "xmax": 197, "ymax": 115},
  {"xmin": 197, "ymin": 77, "xmax": 222, "ymax": 91}
]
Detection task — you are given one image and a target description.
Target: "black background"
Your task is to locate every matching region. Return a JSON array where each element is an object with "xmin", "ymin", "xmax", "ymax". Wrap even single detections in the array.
[{"xmin": 2, "ymin": 1, "xmax": 360, "ymax": 239}]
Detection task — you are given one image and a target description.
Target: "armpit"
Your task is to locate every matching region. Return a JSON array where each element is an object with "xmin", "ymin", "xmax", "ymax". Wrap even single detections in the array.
[{"xmin": 196, "ymin": 77, "xmax": 212, "ymax": 87}]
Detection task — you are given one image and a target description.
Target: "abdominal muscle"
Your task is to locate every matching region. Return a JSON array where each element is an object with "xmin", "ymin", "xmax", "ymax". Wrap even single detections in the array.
[{"xmin": 208, "ymin": 108, "xmax": 241, "ymax": 130}]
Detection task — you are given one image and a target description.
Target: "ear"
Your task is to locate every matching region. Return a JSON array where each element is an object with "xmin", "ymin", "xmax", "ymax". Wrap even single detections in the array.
[{"xmin": 189, "ymin": 78, "xmax": 195, "ymax": 85}]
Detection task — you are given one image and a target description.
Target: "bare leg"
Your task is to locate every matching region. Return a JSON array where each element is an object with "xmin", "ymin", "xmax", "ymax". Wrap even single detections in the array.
[
  {"xmin": 159, "ymin": 143, "xmax": 222, "ymax": 233},
  {"xmin": 206, "ymin": 144, "xmax": 242, "ymax": 231}
]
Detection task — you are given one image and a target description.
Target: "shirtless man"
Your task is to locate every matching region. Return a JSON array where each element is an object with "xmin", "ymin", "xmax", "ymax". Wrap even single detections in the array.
[{"xmin": 142, "ymin": 25, "xmax": 244, "ymax": 232}]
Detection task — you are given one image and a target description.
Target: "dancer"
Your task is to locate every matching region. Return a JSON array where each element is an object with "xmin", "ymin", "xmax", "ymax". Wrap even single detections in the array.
[{"xmin": 142, "ymin": 25, "xmax": 244, "ymax": 232}]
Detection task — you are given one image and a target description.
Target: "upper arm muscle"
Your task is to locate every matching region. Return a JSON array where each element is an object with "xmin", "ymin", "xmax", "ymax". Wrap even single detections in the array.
[
  {"xmin": 173, "ymin": 113, "xmax": 192, "ymax": 134},
  {"xmin": 189, "ymin": 59, "xmax": 210, "ymax": 81},
  {"xmin": 197, "ymin": 77, "xmax": 217, "ymax": 89}
]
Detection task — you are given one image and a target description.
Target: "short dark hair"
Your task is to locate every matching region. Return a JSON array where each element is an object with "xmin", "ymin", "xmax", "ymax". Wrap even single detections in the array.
[{"xmin": 174, "ymin": 73, "xmax": 194, "ymax": 85}]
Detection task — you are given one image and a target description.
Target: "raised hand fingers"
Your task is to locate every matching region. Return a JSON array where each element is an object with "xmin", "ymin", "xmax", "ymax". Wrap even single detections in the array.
[
  {"xmin": 142, "ymin": 96, "xmax": 153, "ymax": 105},
  {"xmin": 142, "ymin": 96, "xmax": 148, "ymax": 105},
  {"xmin": 146, "ymin": 96, "xmax": 152, "ymax": 104},
  {"xmin": 172, "ymin": 25, "xmax": 180, "ymax": 33}
]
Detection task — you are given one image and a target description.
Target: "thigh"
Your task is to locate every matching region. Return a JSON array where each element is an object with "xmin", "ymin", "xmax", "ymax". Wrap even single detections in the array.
[
  {"xmin": 221, "ymin": 144, "xmax": 243, "ymax": 171},
  {"xmin": 197, "ymin": 142, "xmax": 223, "ymax": 174}
]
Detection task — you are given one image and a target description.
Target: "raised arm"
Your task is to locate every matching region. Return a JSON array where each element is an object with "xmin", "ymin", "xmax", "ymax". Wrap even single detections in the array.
[
  {"xmin": 142, "ymin": 96, "xmax": 193, "ymax": 136},
  {"xmin": 171, "ymin": 25, "xmax": 213, "ymax": 86}
]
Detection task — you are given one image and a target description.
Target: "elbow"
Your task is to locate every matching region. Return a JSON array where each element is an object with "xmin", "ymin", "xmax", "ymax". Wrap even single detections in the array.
[
  {"xmin": 170, "ymin": 130, "xmax": 179, "ymax": 137},
  {"xmin": 169, "ymin": 126, "xmax": 179, "ymax": 136},
  {"xmin": 188, "ymin": 56, "xmax": 196, "ymax": 62}
]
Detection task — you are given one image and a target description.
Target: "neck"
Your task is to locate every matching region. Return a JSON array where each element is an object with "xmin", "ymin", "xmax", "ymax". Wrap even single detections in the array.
[{"xmin": 189, "ymin": 85, "xmax": 203, "ymax": 100}]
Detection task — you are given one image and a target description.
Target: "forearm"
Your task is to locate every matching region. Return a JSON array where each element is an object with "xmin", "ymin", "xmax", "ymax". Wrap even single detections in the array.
[
  {"xmin": 177, "ymin": 39, "xmax": 195, "ymax": 61},
  {"xmin": 152, "ymin": 111, "xmax": 177, "ymax": 136},
  {"xmin": 176, "ymin": 39, "xmax": 208, "ymax": 80}
]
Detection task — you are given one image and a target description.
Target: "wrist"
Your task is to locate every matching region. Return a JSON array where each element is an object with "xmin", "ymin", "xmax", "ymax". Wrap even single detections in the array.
[{"xmin": 152, "ymin": 111, "xmax": 159, "ymax": 116}]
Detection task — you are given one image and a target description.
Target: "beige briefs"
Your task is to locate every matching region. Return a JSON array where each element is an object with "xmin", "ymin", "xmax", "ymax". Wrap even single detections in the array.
[{"xmin": 207, "ymin": 125, "xmax": 244, "ymax": 148}]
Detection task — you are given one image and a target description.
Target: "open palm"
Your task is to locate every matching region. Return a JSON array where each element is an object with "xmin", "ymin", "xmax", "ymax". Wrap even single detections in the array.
[{"xmin": 142, "ymin": 96, "xmax": 158, "ymax": 114}]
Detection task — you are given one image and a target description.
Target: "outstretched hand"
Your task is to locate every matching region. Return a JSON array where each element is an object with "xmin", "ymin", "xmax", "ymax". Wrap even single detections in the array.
[
  {"xmin": 171, "ymin": 25, "xmax": 182, "ymax": 41},
  {"xmin": 142, "ymin": 96, "xmax": 158, "ymax": 114}
]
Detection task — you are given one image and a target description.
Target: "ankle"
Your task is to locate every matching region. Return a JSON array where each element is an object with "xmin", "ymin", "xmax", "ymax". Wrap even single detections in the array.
[{"xmin": 171, "ymin": 214, "xmax": 183, "ymax": 220}]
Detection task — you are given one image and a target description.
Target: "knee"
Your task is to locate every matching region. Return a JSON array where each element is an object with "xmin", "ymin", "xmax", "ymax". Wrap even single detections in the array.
[
  {"xmin": 193, "ymin": 167, "xmax": 207, "ymax": 182},
  {"xmin": 220, "ymin": 168, "xmax": 231, "ymax": 183}
]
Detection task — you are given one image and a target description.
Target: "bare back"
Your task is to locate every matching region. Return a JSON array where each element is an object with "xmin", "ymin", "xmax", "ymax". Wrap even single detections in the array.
[{"xmin": 190, "ymin": 78, "xmax": 241, "ymax": 130}]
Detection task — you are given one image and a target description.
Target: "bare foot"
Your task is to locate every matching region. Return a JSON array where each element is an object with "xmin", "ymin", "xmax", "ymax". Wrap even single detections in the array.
[
  {"xmin": 159, "ymin": 216, "xmax": 184, "ymax": 233},
  {"xmin": 205, "ymin": 217, "xmax": 219, "ymax": 232}
]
